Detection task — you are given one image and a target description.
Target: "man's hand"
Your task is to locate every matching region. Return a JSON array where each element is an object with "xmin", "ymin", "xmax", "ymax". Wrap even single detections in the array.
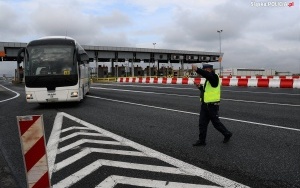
[{"xmin": 192, "ymin": 64, "xmax": 198, "ymax": 71}]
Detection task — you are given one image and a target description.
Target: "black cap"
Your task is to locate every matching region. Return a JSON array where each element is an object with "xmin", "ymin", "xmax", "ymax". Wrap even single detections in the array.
[{"xmin": 202, "ymin": 63, "xmax": 213, "ymax": 69}]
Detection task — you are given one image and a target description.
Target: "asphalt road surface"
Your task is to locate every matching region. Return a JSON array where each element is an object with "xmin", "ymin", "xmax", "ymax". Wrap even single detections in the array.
[{"xmin": 0, "ymin": 80, "xmax": 299, "ymax": 188}]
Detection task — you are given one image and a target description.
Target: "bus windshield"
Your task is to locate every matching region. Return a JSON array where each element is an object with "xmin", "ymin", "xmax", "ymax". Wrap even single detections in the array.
[
  {"xmin": 24, "ymin": 44, "xmax": 79, "ymax": 90},
  {"xmin": 25, "ymin": 45, "xmax": 76, "ymax": 76}
]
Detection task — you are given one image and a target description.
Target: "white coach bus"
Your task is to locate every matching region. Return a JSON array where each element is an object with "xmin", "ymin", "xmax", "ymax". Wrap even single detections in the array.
[{"xmin": 17, "ymin": 36, "xmax": 91, "ymax": 103}]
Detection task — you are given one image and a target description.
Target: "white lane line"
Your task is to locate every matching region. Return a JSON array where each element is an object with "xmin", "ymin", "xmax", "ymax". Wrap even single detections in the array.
[
  {"xmin": 60, "ymin": 112, "xmax": 248, "ymax": 187},
  {"xmin": 93, "ymin": 83, "xmax": 300, "ymax": 95},
  {"xmin": 87, "ymin": 95, "xmax": 300, "ymax": 132},
  {"xmin": 91, "ymin": 87, "xmax": 300, "ymax": 107},
  {"xmin": 0, "ymin": 84, "xmax": 20, "ymax": 103},
  {"xmin": 93, "ymin": 83, "xmax": 192, "ymax": 90},
  {"xmin": 223, "ymin": 98, "xmax": 300, "ymax": 107},
  {"xmin": 97, "ymin": 175, "xmax": 222, "ymax": 188},
  {"xmin": 222, "ymin": 89, "xmax": 300, "ymax": 96},
  {"xmin": 92, "ymin": 86, "xmax": 195, "ymax": 98},
  {"xmin": 60, "ymin": 132, "xmax": 105, "ymax": 142},
  {"xmin": 55, "ymin": 148, "xmax": 148, "ymax": 172},
  {"xmin": 58, "ymin": 139, "xmax": 121, "ymax": 153}
]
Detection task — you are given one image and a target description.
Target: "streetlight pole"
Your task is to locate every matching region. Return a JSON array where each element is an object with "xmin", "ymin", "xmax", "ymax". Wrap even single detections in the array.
[
  {"xmin": 217, "ymin": 30, "xmax": 222, "ymax": 76},
  {"xmin": 151, "ymin": 43, "xmax": 156, "ymax": 77}
]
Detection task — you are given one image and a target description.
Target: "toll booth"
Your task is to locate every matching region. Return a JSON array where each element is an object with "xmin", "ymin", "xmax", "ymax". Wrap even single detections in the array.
[
  {"xmin": 118, "ymin": 66, "xmax": 126, "ymax": 77},
  {"xmin": 98, "ymin": 65, "xmax": 108, "ymax": 78},
  {"xmin": 14, "ymin": 66, "xmax": 24, "ymax": 83},
  {"xmin": 144, "ymin": 66, "xmax": 157, "ymax": 76},
  {"xmin": 173, "ymin": 71, "xmax": 178, "ymax": 77},
  {"xmin": 112, "ymin": 65, "xmax": 126, "ymax": 77},
  {"xmin": 134, "ymin": 66, "xmax": 143, "ymax": 76},
  {"xmin": 159, "ymin": 66, "xmax": 173, "ymax": 77},
  {"xmin": 167, "ymin": 67, "xmax": 173, "ymax": 77}
]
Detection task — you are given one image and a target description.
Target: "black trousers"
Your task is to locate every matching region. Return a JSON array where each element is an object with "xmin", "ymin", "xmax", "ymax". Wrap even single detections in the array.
[{"xmin": 198, "ymin": 103, "xmax": 231, "ymax": 143}]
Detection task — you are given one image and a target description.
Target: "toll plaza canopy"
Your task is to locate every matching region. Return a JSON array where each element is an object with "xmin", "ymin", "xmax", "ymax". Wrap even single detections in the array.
[{"xmin": 0, "ymin": 41, "xmax": 223, "ymax": 64}]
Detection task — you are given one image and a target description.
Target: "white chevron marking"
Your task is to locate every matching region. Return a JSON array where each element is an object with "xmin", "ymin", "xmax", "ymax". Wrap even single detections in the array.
[
  {"xmin": 96, "ymin": 175, "xmax": 222, "ymax": 188},
  {"xmin": 61, "ymin": 126, "xmax": 90, "ymax": 133},
  {"xmin": 53, "ymin": 159, "xmax": 190, "ymax": 188},
  {"xmin": 58, "ymin": 139, "xmax": 121, "ymax": 153},
  {"xmin": 49, "ymin": 112, "xmax": 249, "ymax": 188},
  {"xmin": 60, "ymin": 132, "xmax": 105, "ymax": 142},
  {"xmin": 55, "ymin": 147, "xmax": 148, "ymax": 172}
]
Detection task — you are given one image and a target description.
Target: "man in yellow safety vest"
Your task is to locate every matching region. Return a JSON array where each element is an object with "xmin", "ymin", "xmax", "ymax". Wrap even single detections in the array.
[{"xmin": 191, "ymin": 63, "xmax": 232, "ymax": 146}]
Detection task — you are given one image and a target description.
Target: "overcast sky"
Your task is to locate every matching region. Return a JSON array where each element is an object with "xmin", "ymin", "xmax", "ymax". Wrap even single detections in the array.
[{"xmin": 0, "ymin": 0, "xmax": 299, "ymax": 75}]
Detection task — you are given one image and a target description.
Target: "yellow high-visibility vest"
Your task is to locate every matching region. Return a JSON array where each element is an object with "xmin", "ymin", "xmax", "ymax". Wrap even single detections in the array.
[{"xmin": 203, "ymin": 78, "xmax": 221, "ymax": 103}]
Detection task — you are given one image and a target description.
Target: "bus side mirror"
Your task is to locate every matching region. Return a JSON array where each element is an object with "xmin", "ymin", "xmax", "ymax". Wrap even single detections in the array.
[
  {"xmin": 78, "ymin": 53, "xmax": 89, "ymax": 64},
  {"xmin": 17, "ymin": 48, "xmax": 25, "ymax": 64}
]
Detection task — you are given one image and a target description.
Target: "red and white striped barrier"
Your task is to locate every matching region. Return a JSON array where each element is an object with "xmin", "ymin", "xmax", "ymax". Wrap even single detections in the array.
[
  {"xmin": 117, "ymin": 77, "xmax": 300, "ymax": 89},
  {"xmin": 220, "ymin": 75, "xmax": 300, "ymax": 79},
  {"xmin": 17, "ymin": 115, "xmax": 50, "ymax": 188}
]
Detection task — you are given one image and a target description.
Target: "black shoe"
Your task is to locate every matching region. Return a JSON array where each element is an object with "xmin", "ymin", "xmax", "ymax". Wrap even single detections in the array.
[
  {"xmin": 193, "ymin": 140, "xmax": 206, "ymax": 147},
  {"xmin": 223, "ymin": 133, "xmax": 232, "ymax": 143}
]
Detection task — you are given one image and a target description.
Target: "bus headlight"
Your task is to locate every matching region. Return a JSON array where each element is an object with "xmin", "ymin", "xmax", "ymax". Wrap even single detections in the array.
[
  {"xmin": 26, "ymin": 94, "xmax": 33, "ymax": 99},
  {"xmin": 71, "ymin": 92, "xmax": 78, "ymax": 97}
]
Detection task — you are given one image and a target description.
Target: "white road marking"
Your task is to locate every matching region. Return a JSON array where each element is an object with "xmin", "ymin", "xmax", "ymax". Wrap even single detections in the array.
[
  {"xmin": 54, "ymin": 159, "xmax": 196, "ymax": 187},
  {"xmin": 0, "ymin": 84, "xmax": 20, "ymax": 103},
  {"xmin": 91, "ymin": 86, "xmax": 300, "ymax": 107},
  {"xmin": 52, "ymin": 112, "xmax": 248, "ymax": 188},
  {"xmin": 55, "ymin": 147, "xmax": 148, "ymax": 172},
  {"xmin": 47, "ymin": 112, "xmax": 64, "ymax": 179},
  {"xmin": 222, "ymin": 89, "xmax": 300, "ymax": 96},
  {"xmin": 58, "ymin": 139, "xmax": 121, "ymax": 153},
  {"xmin": 93, "ymin": 83, "xmax": 300, "ymax": 95},
  {"xmin": 96, "ymin": 175, "xmax": 222, "ymax": 188},
  {"xmin": 60, "ymin": 132, "xmax": 105, "ymax": 142},
  {"xmin": 223, "ymin": 98, "xmax": 300, "ymax": 107},
  {"xmin": 61, "ymin": 126, "xmax": 91, "ymax": 133},
  {"xmin": 87, "ymin": 95, "xmax": 300, "ymax": 132}
]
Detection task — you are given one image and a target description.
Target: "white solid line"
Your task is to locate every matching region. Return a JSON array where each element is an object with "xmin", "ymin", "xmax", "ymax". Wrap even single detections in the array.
[
  {"xmin": 223, "ymin": 98, "xmax": 300, "ymax": 107},
  {"xmin": 54, "ymin": 159, "xmax": 192, "ymax": 188},
  {"xmin": 59, "ymin": 112, "xmax": 248, "ymax": 187},
  {"xmin": 47, "ymin": 112, "xmax": 64, "ymax": 179},
  {"xmin": 222, "ymin": 89, "xmax": 300, "ymax": 96},
  {"xmin": 0, "ymin": 84, "xmax": 20, "ymax": 103},
  {"xmin": 58, "ymin": 139, "xmax": 121, "ymax": 153},
  {"xmin": 91, "ymin": 86, "xmax": 196, "ymax": 98},
  {"xmin": 93, "ymin": 84, "xmax": 300, "ymax": 95},
  {"xmin": 96, "ymin": 175, "xmax": 222, "ymax": 188},
  {"xmin": 91, "ymin": 87, "xmax": 300, "ymax": 107},
  {"xmin": 60, "ymin": 132, "xmax": 104, "ymax": 142},
  {"xmin": 87, "ymin": 95, "xmax": 300, "ymax": 132},
  {"xmin": 55, "ymin": 147, "xmax": 148, "ymax": 172},
  {"xmin": 92, "ymin": 84, "xmax": 191, "ymax": 90}
]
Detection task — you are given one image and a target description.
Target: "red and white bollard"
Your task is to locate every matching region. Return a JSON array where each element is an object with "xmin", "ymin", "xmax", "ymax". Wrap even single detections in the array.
[{"xmin": 17, "ymin": 115, "xmax": 51, "ymax": 188}]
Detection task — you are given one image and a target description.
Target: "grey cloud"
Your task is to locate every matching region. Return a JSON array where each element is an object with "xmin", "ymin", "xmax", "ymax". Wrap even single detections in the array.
[
  {"xmin": 0, "ymin": 2, "xmax": 29, "ymax": 41},
  {"xmin": 96, "ymin": 11, "xmax": 131, "ymax": 28}
]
